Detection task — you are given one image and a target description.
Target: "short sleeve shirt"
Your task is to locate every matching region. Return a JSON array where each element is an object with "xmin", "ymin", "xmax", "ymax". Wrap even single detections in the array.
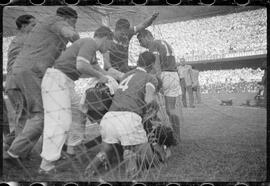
[
  {"xmin": 109, "ymin": 68, "xmax": 158, "ymax": 117},
  {"xmin": 149, "ymin": 40, "xmax": 177, "ymax": 72},
  {"xmin": 54, "ymin": 38, "xmax": 98, "ymax": 81},
  {"xmin": 109, "ymin": 28, "xmax": 135, "ymax": 73}
]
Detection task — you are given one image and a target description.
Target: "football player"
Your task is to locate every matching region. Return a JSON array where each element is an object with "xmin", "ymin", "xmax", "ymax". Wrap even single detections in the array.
[
  {"xmin": 137, "ymin": 29, "xmax": 182, "ymax": 144},
  {"xmin": 39, "ymin": 26, "xmax": 113, "ymax": 174},
  {"xmin": 84, "ymin": 51, "xmax": 160, "ymax": 178},
  {"xmin": 103, "ymin": 12, "xmax": 159, "ymax": 81}
]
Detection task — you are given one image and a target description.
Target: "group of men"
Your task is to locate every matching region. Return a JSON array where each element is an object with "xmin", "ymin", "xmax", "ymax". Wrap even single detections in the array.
[{"xmin": 3, "ymin": 6, "xmax": 201, "ymax": 177}]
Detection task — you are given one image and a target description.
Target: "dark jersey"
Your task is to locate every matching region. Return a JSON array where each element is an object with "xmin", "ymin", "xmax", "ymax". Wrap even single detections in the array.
[
  {"xmin": 149, "ymin": 40, "xmax": 177, "ymax": 72},
  {"xmin": 54, "ymin": 38, "xmax": 98, "ymax": 81},
  {"xmin": 109, "ymin": 68, "xmax": 158, "ymax": 117},
  {"xmin": 109, "ymin": 28, "xmax": 135, "ymax": 73}
]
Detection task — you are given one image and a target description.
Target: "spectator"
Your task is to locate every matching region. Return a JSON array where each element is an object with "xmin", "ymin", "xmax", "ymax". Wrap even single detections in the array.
[
  {"xmin": 177, "ymin": 58, "xmax": 194, "ymax": 108},
  {"xmin": 191, "ymin": 66, "xmax": 201, "ymax": 104}
]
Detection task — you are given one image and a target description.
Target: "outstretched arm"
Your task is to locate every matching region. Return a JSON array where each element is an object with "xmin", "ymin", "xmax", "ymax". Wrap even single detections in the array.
[{"xmin": 134, "ymin": 12, "xmax": 159, "ymax": 33}]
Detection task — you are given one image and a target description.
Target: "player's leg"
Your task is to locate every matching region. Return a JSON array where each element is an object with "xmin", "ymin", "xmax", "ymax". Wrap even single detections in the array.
[
  {"xmin": 5, "ymin": 89, "xmax": 27, "ymax": 147},
  {"xmin": 119, "ymin": 112, "xmax": 148, "ymax": 178},
  {"xmin": 186, "ymin": 85, "xmax": 195, "ymax": 108},
  {"xmin": 164, "ymin": 96, "xmax": 181, "ymax": 143},
  {"xmin": 85, "ymin": 111, "xmax": 122, "ymax": 176},
  {"xmin": 84, "ymin": 142, "xmax": 114, "ymax": 176},
  {"xmin": 66, "ymin": 88, "xmax": 87, "ymax": 156},
  {"xmin": 6, "ymin": 70, "xmax": 43, "ymax": 160},
  {"xmin": 161, "ymin": 72, "xmax": 182, "ymax": 143},
  {"xmin": 196, "ymin": 86, "xmax": 202, "ymax": 104},
  {"xmin": 180, "ymin": 79, "xmax": 187, "ymax": 107},
  {"xmin": 39, "ymin": 68, "xmax": 72, "ymax": 172}
]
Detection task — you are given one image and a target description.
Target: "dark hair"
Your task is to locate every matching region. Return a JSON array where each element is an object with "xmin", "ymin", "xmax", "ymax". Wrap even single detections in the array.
[
  {"xmin": 94, "ymin": 26, "xmax": 113, "ymax": 40},
  {"xmin": 115, "ymin": 19, "xmax": 130, "ymax": 31},
  {"xmin": 137, "ymin": 51, "xmax": 156, "ymax": 68},
  {"xmin": 56, "ymin": 7, "xmax": 78, "ymax": 19},
  {"xmin": 137, "ymin": 29, "xmax": 153, "ymax": 39},
  {"xmin": 16, "ymin": 14, "xmax": 35, "ymax": 30}
]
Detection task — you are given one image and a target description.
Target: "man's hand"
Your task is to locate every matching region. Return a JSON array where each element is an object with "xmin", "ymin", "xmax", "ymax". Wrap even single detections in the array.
[{"xmin": 152, "ymin": 12, "xmax": 159, "ymax": 19}]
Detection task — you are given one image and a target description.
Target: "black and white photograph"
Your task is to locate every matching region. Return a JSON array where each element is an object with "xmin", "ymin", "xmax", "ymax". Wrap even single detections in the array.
[{"xmin": 2, "ymin": 5, "xmax": 267, "ymax": 182}]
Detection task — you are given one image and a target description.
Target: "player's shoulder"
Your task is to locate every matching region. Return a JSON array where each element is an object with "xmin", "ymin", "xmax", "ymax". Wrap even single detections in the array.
[{"xmin": 78, "ymin": 38, "xmax": 96, "ymax": 48}]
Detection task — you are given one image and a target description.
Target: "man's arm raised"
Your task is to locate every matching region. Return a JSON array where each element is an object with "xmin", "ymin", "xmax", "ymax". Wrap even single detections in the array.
[{"xmin": 134, "ymin": 12, "xmax": 159, "ymax": 33}]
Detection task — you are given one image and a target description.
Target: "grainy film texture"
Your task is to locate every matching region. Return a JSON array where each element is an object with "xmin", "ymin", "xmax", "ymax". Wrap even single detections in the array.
[{"xmin": 2, "ymin": 6, "xmax": 267, "ymax": 182}]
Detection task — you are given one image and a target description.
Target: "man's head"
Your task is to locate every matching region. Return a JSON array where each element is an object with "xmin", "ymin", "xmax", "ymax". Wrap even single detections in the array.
[
  {"xmin": 16, "ymin": 14, "xmax": 36, "ymax": 33},
  {"xmin": 56, "ymin": 7, "xmax": 78, "ymax": 28},
  {"xmin": 178, "ymin": 57, "xmax": 186, "ymax": 66},
  {"xmin": 137, "ymin": 29, "xmax": 154, "ymax": 48},
  {"xmin": 115, "ymin": 18, "xmax": 130, "ymax": 32},
  {"xmin": 94, "ymin": 26, "xmax": 114, "ymax": 53},
  {"xmin": 137, "ymin": 51, "xmax": 156, "ymax": 73}
]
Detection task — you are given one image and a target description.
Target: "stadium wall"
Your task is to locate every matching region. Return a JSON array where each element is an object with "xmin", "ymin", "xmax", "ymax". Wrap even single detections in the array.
[{"xmin": 188, "ymin": 54, "xmax": 266, "ymax": 71}]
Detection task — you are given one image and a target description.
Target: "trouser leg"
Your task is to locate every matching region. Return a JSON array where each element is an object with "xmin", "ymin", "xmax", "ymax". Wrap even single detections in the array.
[
  {"xmin": 186, "ymin": 86, "xmax": 194, "ymax": 107},
  {"xmin": 164, "ymin": 96, "xmax": 182, "ymax": 142},
  {"xmin": 8, "ymin": 112, "xmax": 43, "ymax": 158},
  {"xmin": 5, "ymin": 90, "xmax": 28, "ymax": 146},
  {"xmin": 180, "ymin": 79, "xmax": 187, "ymax": 107},
  {"xmin": 40, "ymin": 69, "xmax": 72, "ymax": 162}
]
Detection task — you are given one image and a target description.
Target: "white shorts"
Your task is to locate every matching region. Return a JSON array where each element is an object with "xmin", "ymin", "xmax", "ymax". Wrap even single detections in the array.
[
  {"xmin": 100, "ymin": 111, "xmax": 148, "ymax": 146},
  {"xmin": 161, "ymin": 72, "xmax": 182, "ymax": 97}
]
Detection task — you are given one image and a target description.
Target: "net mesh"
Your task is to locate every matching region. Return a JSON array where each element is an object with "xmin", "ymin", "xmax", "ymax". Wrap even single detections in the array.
[{"xmin": 2, "ymin": 6, "xmax": 267, "ymax": 182}]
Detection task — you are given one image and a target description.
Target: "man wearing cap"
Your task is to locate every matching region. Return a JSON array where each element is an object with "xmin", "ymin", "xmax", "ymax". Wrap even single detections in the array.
[{"xmin": 4, "ymin": 7, "xmax": 80, "ymax": 164}]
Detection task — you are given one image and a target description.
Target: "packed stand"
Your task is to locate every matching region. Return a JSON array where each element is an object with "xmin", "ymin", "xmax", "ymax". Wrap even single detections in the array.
[
  {"xmin": 199, "ymin": 68, "xmax": 264, "ymax": 94},
  {"xmin": 129, "ymin": 8, "xmax": 266, "ymax": 64}
]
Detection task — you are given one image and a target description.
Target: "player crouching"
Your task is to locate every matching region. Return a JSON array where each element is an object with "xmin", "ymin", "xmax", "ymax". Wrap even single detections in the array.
[{"xmin": 84, "ymin": 51, "xmax": 169, "ymax": 179}]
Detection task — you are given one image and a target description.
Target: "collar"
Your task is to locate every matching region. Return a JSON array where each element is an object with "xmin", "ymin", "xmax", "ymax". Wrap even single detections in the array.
[{"xmin": 136, "ymin": 67, "xmax": 147, "ymax": 72}]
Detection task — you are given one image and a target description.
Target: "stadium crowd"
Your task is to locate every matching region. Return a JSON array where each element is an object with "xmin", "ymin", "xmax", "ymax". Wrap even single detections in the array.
[
  {"xmin": 199, "ymin": 68, "xmax": 264, "ymax": 94},
  {"xmin": 129, "ymin": 8, "xmax": 266, "ymax": 63},
  {"xmin": 3, "ymin": 8, "xmax": 266, "ymax": 73}
]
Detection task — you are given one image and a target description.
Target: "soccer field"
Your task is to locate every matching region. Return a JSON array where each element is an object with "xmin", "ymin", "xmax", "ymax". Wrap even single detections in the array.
[{"xmin": 2, "ymin": 92, "xmax": 266, "ymax": 182}]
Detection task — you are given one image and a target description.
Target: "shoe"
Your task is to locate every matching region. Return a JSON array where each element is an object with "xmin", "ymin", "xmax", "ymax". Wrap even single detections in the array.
[
  {"xmin": 3, "ymin": 151, "xmax": 21, "ymax": 167},
  {"xmin": 38, "ymin": 167, "xmax": 56, "ymax": 175},
  {"xmin": 152, "ymin": 143, "xmax": 166, "ymax": 162}
]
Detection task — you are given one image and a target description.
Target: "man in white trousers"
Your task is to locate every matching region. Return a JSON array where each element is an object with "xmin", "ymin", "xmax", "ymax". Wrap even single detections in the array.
[{"xmin": 39, "ymin": 26, "xmax": 114, "ymax": 174}]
